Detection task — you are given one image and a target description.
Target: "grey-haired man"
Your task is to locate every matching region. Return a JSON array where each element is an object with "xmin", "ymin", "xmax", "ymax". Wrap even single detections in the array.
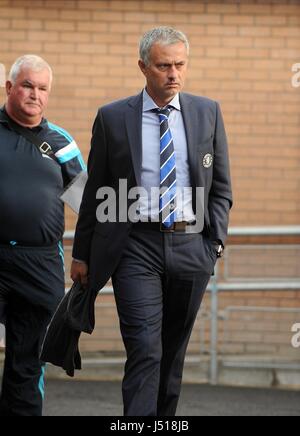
[
  {"xmin": 0, "ymin": 55, "xmax": 85, "ymax": 416},
  {"xmin": 72, "ymin": 27, "xmax": 233, "ymax": 416}
]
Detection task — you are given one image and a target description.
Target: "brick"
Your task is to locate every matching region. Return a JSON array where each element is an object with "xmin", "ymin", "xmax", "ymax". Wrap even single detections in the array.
[
  {"xmin": 240, "ymin": 4, "xmax": 272, "ymax": 15},
  {"xmin": 12, "ymin": 19, "xmax": 42, "ymax": 30},
  {"xmin": 0, "ymin": 30, "xmax": 26, "ymax": 41},
  {"xmin": 190, "ymin": 14, "xmax": 221, "ymax": 25},
  {"xmin": 78, "ymin": 0, "xmax": 109, "ymax": 10},
  {"xmin": 10, "ymin": 41, "xmax": 43, "ymax": 51},
  {"xmin": 58, "ymin": 54, "xmax": 90, "ymax": 65},
  {"xmin": 108, "ymin": 66, "xmax": 139, "ymax": 78},
  {"xmin": 60, "ymin": 32, "xmax": 91, "ymax": 43},
  {"xmin": 110, "ymin": 0, "xmax": 142, "ymax": 12},
  {"xmin": 273, "ymin": 5, "xmax": 300, "ymax": 15},
  {"xmin": 75, "ymin": 65, "xmax": 108, "ymax": 77},
  {"xmin": 124, "ymin": 77, "xmax": 144, "ymax": 88},
  {"xmin": 272, "ymin": 26, "xmax": 300, "ymax": 37},
  {"xmin": 93, "ymin": 11, "xmax": 124, "ymax": 22},
  {"xmin": 222, "ymin": 37, "xmax": 253, "ymax": 48},
  {"xmin": 28, "ymin": 31, "xmax": 59, "ymax": 42},
  {"xmin": 109, "ymin": 22, "xmax": 142, "ymax": 34},
  {"xmin": 254, "ymin": 37, "xmax": 285, "ymax": 48},
  {"xmin": 28, "ymin": 8, "xmax": 60, "ymax": 20},
  {"xmin": 255, "ymin": 16, "xmax": 287, "ymax": 26},
  {"xmin": 206, "ymin": 47, "xmax": 238, "ymax": 58},
  {"xmin": 60, "ymin": 10, "xmax": 91, "ymax": 21},
  {"xmin": 207, "ymin": 25, "xmax": 238, "ymax": 36},
  {"xmin": 239, "ymin": 48, "xmax": 270, "ymax": 58},
  {"xmin": 158, "ymin": 13, "xmax": 190, "ymax": 24},
  {"xmin": 44, "ymin": 0, "xmax": 77, "ymax": 9},
  {"xmin": 76, "ymin": 43, "xmax": 107, "ymax": 55},
  {"xmin": 75, "ymin": 87, "xmax": 106, "ymax": 98},
  {"xmin": 0, "ymin": 18, "xmax": 10, "ymax": 29},
  {"xmin": 0, "ymin": 7, "xmax": 25, "ymax": 17},
  {"xmin": 240, "ymin": 26, "xmax": 271, "ymax": 36},
  {"xmin": 92, "ymin": 55, "xmax": 123, "ymax": 66},
  {"xmin": 142, "ymin": 0, "xmax": 174, "ymax": 13},
  {"xmin": 45, "ymin": 20, "xmax": 76, "ymax": 31},
  {"xmin": 109, "ymin": 44, "xmax": 137, "ymax": 56},
  {"xmin": 44, "ymin": 42, "xmax": 76, "ymax": 53},
  {"xmin": 77, "ymin": 22, "xmax": 108, "ymax": 32},
  {"xmin": 91, "ymin": 76, "xmax": 125, "ymax": 88},
  {"xmin": 11, "ymin": 0, "xmax": 44, "ymax": 6},
  {"xmin": 207, "ymin": 4, "xmax": 239, "ymax": 14},
  {"xmin": 174, "ymin": 2, "xmax": 205, "ymax": 14},
  {"xmin": 124, "ymin": 12, "xmax": 156, "ymax": 23},
  {"xmin": 271, "ymin": 48, "xmax": 299, "ymax": 59},
  {"xmin": 223, "ymin": 15, "xmax": 255, "ymax": 25}
]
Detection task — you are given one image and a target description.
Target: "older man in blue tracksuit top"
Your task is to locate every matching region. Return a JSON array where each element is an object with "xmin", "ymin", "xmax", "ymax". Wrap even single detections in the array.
[{"xmin": 0, "ymin": 55, "xmax": 85, "ymax": 416}]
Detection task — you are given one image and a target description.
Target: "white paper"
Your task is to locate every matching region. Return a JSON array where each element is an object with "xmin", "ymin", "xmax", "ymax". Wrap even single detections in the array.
[{"xmin": 60, "ymin": 171, "xmax": 88, "ymax": 214}]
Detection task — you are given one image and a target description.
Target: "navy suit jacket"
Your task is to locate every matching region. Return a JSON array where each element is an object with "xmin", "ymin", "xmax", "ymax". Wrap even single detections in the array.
[{"xmin": 73, "ymin": 92, "xmax": 233, "ymax": 292}]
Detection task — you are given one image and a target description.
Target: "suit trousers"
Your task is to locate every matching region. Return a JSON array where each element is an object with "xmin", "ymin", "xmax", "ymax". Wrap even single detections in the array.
[
  {"xmin": 112, "ymin": 225, "xmax": 217, "ymax": 416},
  {"xmin": 0, "ymin": 244, "xmax": 65, "ymax": 416}
]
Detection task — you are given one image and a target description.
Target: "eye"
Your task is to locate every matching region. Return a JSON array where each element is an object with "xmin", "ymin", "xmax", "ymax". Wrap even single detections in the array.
[{"xmin": 157, "ymin": 64, "xmax": 169, "ymax": 71}]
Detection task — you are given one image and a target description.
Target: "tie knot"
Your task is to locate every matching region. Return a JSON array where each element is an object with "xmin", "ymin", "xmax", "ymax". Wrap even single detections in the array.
[{"xmin": 156, "ymin": 107, "xmax": 172, "ymax": 118}]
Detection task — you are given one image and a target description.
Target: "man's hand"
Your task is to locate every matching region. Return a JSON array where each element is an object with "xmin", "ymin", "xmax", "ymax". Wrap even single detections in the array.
[{"xmin": 71, "ymin": 260, "xmax": 89, "ymax": 287}]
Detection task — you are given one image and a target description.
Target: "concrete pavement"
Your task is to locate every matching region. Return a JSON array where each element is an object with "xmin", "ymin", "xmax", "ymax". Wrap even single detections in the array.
[{"xmin": 43, "ymin": 380, "xmax": 300, "ymax": 416}]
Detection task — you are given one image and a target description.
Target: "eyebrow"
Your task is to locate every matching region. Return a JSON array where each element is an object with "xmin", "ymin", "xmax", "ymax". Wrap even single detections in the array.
[
  {"xmin": 22, "ymin": 80, "xmax": 34, "ymax": 85},
  {"xmin": 22, "ymin": 80, "xmax": 48, "ymax": 88},
  {"xmin": 157, "ymin": 61, "xmax": 186, "ymax": 66}
]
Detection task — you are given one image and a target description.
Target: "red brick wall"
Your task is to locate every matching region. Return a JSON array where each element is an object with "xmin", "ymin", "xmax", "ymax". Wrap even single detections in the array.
[
  {"xmin": 1, "ymin": 0, "xmax": 299, "ymax": 229},
  {"xmin": 0, "ymin": 1, "xmax": 299, "ymax": 361}
]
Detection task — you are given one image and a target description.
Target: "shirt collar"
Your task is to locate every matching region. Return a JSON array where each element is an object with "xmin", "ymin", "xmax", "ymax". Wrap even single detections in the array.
[{"xmin": 143, "ymin": 88, "xmax": 181, "ymax": 113}]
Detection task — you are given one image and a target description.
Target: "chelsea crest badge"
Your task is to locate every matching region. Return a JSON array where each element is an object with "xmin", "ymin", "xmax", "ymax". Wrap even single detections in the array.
[{"xmin": 203, "ymin": 153, "xmax": 213, "ymax": 169}]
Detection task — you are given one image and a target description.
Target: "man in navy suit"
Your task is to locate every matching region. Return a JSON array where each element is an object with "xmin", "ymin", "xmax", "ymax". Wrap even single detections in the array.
[{"xmin": 71, "ymin": 27, "xmax": 233, "ymax": 416}]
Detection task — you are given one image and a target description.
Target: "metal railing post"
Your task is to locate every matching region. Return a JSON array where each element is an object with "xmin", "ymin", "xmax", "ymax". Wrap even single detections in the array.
[{"xmin": 210, "ymin": 262, "xmax": 219, "ymax": 385}]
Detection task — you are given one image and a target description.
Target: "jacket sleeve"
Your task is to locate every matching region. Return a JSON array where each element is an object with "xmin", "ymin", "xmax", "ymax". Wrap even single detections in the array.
[
  {"xmin": 72, "ymin": 109, "xmax": 108, "ymax": 263},
  {"xmin": 47, "ymin": 122, "xmax": 86, "ymax": 186},
  {"xmin": 209, "ymin": 102, "xmax": 233, "ymax": 246},
  {"xmin": 59, "ymin": 147, "xmax": 86, "ymax": 188}
]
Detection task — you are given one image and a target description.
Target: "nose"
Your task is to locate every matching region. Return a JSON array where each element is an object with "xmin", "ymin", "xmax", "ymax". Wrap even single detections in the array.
[
  {"xmin": 30, "ymin": 87, "xmax": 39, "ymax": 100},
  {"xmin": 168, "ymin": 65, "xmax": 178, "ymax": 80}
]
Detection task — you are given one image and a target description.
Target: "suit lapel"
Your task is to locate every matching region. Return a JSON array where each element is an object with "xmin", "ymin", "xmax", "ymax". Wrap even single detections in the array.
[
  {"xmin": 125, "ymin": 93, "xmax": 143, "ymax": 186},
  {"xmin": 180, "ymin": 93, "xmax": 198, "ymax": 186}
]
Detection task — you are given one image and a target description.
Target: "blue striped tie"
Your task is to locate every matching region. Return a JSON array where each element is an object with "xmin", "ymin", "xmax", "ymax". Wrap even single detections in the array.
[{"xmin": 157, "ymin": 108, "xmax": 177, "ymax": 228}]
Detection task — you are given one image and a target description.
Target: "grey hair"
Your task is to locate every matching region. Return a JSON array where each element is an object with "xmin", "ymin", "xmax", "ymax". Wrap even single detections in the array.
[
  {"xmin": 8, "ymin": 55, "xmax": 53, "ymax": 86},
  {"xmin": 140, "ymin": 27, "xmax": 190, "ymax": 66}
]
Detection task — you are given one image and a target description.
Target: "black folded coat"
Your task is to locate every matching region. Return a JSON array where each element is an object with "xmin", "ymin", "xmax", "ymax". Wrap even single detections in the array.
[{"xmin": 40, "ymin": 282, "xmax": 97, "ymax": 377}]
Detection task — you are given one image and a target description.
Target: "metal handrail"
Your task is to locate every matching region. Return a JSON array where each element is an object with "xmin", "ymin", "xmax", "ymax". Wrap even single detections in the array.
[
  {"xmin": 229, "ymin": 226, "xmax": 300, "ymax": 236},
  {"xmin": 65, "ymin": 226, "xmax": 300, "ymax": 240}
]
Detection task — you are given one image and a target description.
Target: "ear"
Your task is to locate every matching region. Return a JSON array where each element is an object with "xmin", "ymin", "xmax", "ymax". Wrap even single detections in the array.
[
  {"xmin": 5, "ymin": 80, "xmax": 13, "ymax": 96},
  {"xmin": 138, "ymin": 60, "xmax": 147, "ymax": 76}
]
